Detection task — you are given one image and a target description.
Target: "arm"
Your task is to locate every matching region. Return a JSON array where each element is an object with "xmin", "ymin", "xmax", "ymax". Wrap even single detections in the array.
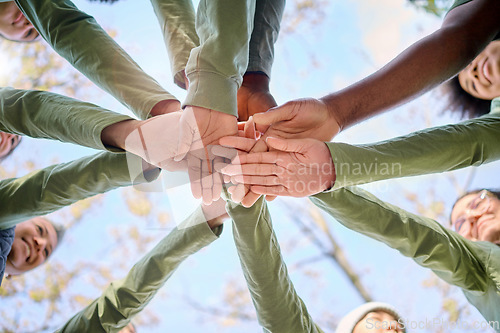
[
  {"xmin": 327, "ymin": 111, "xmax": 500, "ymax": 190},
  {"xmin": 220, "ymin": 111, "xmax": 500, "ymax": 196},
  {"xmin": 0, "ymin": 87, "xmax": 131, "ymax": 151},
  {"xmin": 56, "ymin": 206, "xmax": 221, "ymax": 333},
  {"xmin": 227, "ymin": 198, "xmax": 324, "ymax": 333},
  {"xmin": 310, "ymin": 187, "xmax": 493, "ymax": 293},
  {"xmin": 0, "ymin": 152, "xmax": 159, "ymax": 229},
  {"xmin": 322, "ymin": 0, "xmax": 500, "ymax": 130},
  {"xmin": 15, "ymin": 0, "xmax": 179, "ymax": 120},
  {"xmin": 149, "ymin": 0, "xmax": 199, "ymax": 89}
]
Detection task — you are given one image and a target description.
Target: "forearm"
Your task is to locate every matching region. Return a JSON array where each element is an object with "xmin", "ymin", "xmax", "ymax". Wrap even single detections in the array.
[
  {"xmin": 311, "ymin": 187, "xmax": 491, "ymax": 292},
  {"xmin": 327, "ymin": 112, "xmax": 500, "ymax": 190},
  {"xmin": 0, "ymin": 87, "xmax": 132, "ymax": 151},
  {"xmin": 15, "ymin": 0, "xmax": 177, "ymax": 120},
  {"xmin": 324, "ymin": 0, "xmax": 500, "ymax": 130},
  {"xmin": 228, "ymin": 198, "xmax": 323, "ymax": 333},
  {"xmin": 0, "ymin": 153, "xmax": 158, "ymax": 229},
  {"xmin": 57, "ymin": 207, "xmax": 220, "ymax": 332},
  {"xmin": 183, "ymin": 0, "xmax": 256, "ymax": 116},
  {"xmin": 247, "ymin": 0, "xmax": 285, "ymax": 77},
  {"xmin": 150, "ymin": 0, "xmax": 199, "ymax": 89}
]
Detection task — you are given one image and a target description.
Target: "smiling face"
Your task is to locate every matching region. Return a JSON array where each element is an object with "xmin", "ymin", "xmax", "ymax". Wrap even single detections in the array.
[
  {"xmin": 0, "ymin": 1, "xmax": 39, "ymax": 42},
  {"xmin": 0, "ymin": 132, "xmax": 21, "ymax": 160},
  {"xmin": 353, "ymin": 311, "xmax": 403, "ymax": 333},
  {"xmin": 6, "ymin": 217, "xmax": 58, "ymax": 275},
  {"xmin": 451, "ymin": 191, "xmax": 500, "ymax": 244},
  {"xmin": 458, "ymin": 40, "xmax": 500, "ymax": 101}
]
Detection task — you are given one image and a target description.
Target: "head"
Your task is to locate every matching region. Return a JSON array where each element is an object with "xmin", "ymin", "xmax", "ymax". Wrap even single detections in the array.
[
  {"xmin": 0, "ymin": 1, "xmax": 39, "ymax": 42},
  {"xmin": 336, "ymin": 302, "xmax": 405, "ymax": 333},
  {"xmin": 0, "ymin": 132, "xmax": 21, "ymax": 162},
  {"xmin": 450, "ymin": 189, "xmax": 500, "ymax": 244},
  {"xmin": 6, "ymin": 217, "xmax": 65, "ymax": 276},
  {"xmin": 442, "ymin": 40, "xmax": 500, "ymax": 119}
]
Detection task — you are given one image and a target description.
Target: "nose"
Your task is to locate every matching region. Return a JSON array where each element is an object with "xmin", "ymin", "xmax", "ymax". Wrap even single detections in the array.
[{"xmin": 33, "ymin": 236, "xmax": 47, "ymax": 253}]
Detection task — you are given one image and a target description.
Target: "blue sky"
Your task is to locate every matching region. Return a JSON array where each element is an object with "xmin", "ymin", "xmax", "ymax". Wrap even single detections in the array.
[{"xmin": 1, "ymin": 0, "xmax": 499, "ymax": 332}]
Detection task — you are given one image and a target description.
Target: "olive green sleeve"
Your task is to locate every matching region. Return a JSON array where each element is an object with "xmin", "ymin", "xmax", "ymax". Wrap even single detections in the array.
[
  {"xmin": 56, "ymin": 207, "xmax": 220, "ymax": 333},
  {"xmin": 0, "ymin": 87, "xmax": 131, "ymax": 151},
  {"xmin": 15, "ymin": 0, "xmax": 176, "ymax": 120},
  {"xmin": 227, "ymin": 198, "xmax": 325, "ymax": 333},
  {"xmin": 149, "ymin": 0, "xmax": 199, "ymax": 89},
  {"xmin": 311, "ymin": 187, "xmax": 493, "ymax": 293},
  {"xmin": 327, "ymin": 112, "xmax": 500, "ymax": 191},
  {"xmin": 183, "ymin": 0, "xmax": 256, "ymax": 116},
  {"xmin": 0, "ymin": 153, "xmax": 158, "ymax": 229}
]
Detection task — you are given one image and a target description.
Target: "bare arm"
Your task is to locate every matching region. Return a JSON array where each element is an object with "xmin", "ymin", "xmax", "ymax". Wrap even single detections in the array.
[{"xmin": 323, "ymin": 0, "xmax": 500, "ymax": 130}]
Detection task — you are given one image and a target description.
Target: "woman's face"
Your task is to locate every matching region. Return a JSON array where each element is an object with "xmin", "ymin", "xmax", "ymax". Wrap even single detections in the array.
[
  {"xmin": 0, "ymin": 1, "xmax": 39, "ymax": 42},
  {"xmin": 6, "ymin": 217, "xmax": 58, "ymax": 275},
  {"xmin": 0, "ymin": 132, "xmax": 21, "ymax": 159},
  {"xmin": 451, "ymin": 191, "xmax": 500, "ymax": 244},
  {"xmin": 458, "ymin": 41, "xmax": 500, "ymax": 101}
]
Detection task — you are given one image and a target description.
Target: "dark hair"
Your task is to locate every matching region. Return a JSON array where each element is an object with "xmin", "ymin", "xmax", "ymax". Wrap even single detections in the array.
[
  {"xmin": 450, "ymin": 188, "xmax": 500, "ymax": 225},
  {"xmin": 440, "ymin": 75, "xmax": 491, "ymax": 119}
]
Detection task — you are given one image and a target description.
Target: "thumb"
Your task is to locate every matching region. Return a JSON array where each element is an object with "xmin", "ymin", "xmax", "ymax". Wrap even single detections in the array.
[
  {"xmin": 265, "ymin": 137, "xmax": 306, "ymax": 154},
  {"xmin": 253, "ymin": 104, "xmax": 292, "ymax": 127}
]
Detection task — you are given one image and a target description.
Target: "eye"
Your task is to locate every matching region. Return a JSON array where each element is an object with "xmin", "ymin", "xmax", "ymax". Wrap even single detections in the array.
[
  {"xmin": 454, "ymin": 217, "xmax": 466, "ymax": 232},
  {"xmin": 37, "ymin": 225, "xmax": 43, "ymax": 235},
  {"xmin": 24, "ymin": 28, "xmax": 34, "ymax": 39},
  {"xmin": 44, "ymin": 249, "xmax": 49, "ymax": 257}
]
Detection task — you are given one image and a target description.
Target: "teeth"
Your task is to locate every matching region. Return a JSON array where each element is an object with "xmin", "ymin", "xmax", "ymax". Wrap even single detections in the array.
[{"xmin": 26, "ymin": 242, "xmax": 31, "ymax": 260}]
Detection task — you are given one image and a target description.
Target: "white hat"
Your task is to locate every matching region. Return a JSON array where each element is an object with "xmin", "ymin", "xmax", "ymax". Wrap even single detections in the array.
[{"xmin": 335, "ymin": 302, "xmax": 405, "ymax": 333}]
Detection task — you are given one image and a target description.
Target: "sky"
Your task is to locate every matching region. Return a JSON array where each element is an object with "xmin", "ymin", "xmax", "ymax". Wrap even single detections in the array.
[{"xmin": 1, "ymin": 0, "xmax": 499, "ymax": 332}]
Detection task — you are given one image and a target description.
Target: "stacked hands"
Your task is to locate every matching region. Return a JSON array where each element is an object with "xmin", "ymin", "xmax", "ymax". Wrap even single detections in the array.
[{"xmin": 121, "ymin": 74, "xmax": 340, "ymax": 207}]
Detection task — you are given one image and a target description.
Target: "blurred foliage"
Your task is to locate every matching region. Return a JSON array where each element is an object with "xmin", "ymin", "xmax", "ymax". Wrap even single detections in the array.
[{"xmin": 407, "ymin": 0, "xmax": 455, "ymax": 17}]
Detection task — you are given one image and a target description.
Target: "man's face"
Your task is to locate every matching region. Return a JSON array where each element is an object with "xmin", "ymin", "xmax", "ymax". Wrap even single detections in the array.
[
  {"xmin": 451, "ymin": 191, "xmax": 500, "ymax": 244},
  {"xmin": 353, "ymin": 311, "xmax": 403, "ymax": 333},
  {"xmin": 458, "ymin": 40, "xmax": 500, "ymax": 101},
  {"xmin": 0, "ymin": 1, "xmax": 39, "ymax": 42},
  {"xmin": 6, "ymin": 217, "xmax": 58, "ymax": 275},
  {"xmin": 0, "ymin": 132, "xmax": 21, "ymax": 160}
]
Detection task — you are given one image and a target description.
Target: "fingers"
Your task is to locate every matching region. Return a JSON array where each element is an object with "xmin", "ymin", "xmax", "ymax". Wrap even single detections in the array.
[
  {"xmin": 251, "ymin": 185, "xmax": 288, "ymax": 197},
  {"xmin": 240, "ymin": 190, "xmax": 262, "ymax": 208},
  {"xmin": 252, "ymin": 104, "xmax": 292, "ymax": 128},
  {"xmin": 223, "ymin": 163, "xmax": 281, "ymax": 177},
  {"xmin": 175, "ymin": 110, "xmax": 198, "ymax": 162},
  {"xmin": 231, "ymin": 174, "xmax": 280, "ymax": 186},
  {"xmin": 219, "ymin": 136, "xmax": 256, "ymax": 153},
  {"xmin": 187, "ymin": 154, "xmax": 202, "ymax": 200},
  {"xmin": 266, "ymin": 137, "xmax": 305, "ymax": 153}
]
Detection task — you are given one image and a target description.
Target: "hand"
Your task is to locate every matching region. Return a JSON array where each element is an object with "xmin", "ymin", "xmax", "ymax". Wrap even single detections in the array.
[
  {"xmin": 220, "ymin": 136, "xmax": 336, "ymax": 197},
  {"xmin": 237, "ymin": 72, "xmax": 277, "ymax": 121},
  {"xmin": 109, "ymin": 111, "xmax": 185, "ymax": 170},
  {"xmin": 202, "ymin": 198, "xmax": 229, "ymax": 229},
  {"xmin": 176, "ymin": 106, "xmax": 238, "ymax": 204},
  {"xmin": 253, "ymin": 98, "xmax": 340, "ymax": 142}
]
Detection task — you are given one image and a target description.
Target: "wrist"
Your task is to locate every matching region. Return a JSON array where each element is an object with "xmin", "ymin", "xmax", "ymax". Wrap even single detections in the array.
[
  {"xmin": 319, "ymin": 95, "xmax": 344, "ymax": 133},
  {"xmin": 101, "ymin": 119, "xmax": 142, "ymax": 150},
  {"xmin": 321, "ymin": 143, "xmax": 336, "ymax": 191},
  {"xmin": 242, "ymin": 72, "xmax": 270, "ymax": 91},
  {"xmin": 150, "ymin": 99, "xmax": 181, "ymax": 117}
]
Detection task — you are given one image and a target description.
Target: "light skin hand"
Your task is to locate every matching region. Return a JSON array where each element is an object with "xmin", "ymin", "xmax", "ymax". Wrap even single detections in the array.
[
  {"xmin": 220, "ymin": 136, "xmax": 336, "ymax": 198},
  {"xmin": 175, "ymin": 106, "xmax": 238, "ymax": 204},
  {"xmin": 253, "ymin": 97, "xmax": 340, "ymax": 142}
]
